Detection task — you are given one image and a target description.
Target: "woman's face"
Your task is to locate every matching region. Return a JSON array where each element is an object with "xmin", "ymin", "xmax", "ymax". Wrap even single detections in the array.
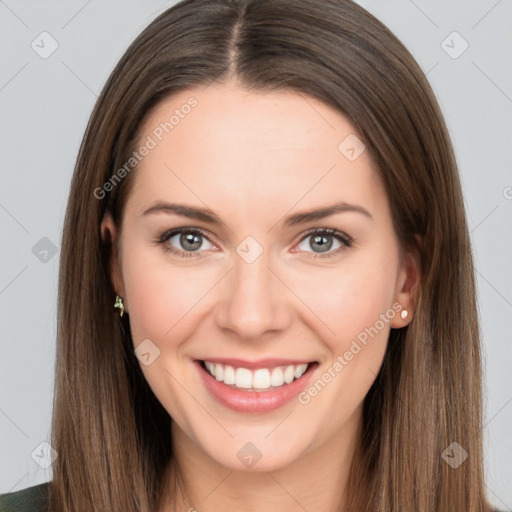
[{"xmin": 103, "ymin": 80, "xmax": 418, "ymax": 472}]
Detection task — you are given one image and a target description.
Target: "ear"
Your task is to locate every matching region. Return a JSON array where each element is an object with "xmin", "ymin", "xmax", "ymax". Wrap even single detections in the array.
[
  {"xmin": 390, "ymin": 237, "xmax": 421, "ymax": 328},
  {"xmin": 100, "ymin": 212, "xmax": 127, "ymax": 307}
]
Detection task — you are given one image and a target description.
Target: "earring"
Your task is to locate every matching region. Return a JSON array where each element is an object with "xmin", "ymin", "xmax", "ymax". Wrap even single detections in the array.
[
  {"xmin": 400, "ymin": 309, "xmax": 408, "ymax": 320},
  {"xmin": 114, "ymin": 295, "xmax": 125, "ymax": 317}
]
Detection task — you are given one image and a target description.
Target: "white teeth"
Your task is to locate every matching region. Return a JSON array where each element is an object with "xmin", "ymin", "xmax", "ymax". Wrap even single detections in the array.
[
  {"xmin": 253, "ymin": 369, "xmax": 271, "ymax": 389},
  {"xmin": 270, "ymin": 367, "xmax": 285, "ymax": 387},
  {"xmin": 223, "ymin": 365, "xmax": 235, "ymax": 385},
  {"xmin": 294, "ymin": 363, "xmax": 308, "ymax": 378},
  {"xmin": 214, "ymin": 363, "xmax": 223, "ymax": 381},
  {"xmin": 235, "ymin": 368, "xmax": 252, "ymax": 388},
  {"xmin": 283, "ymin": 365, "xmax": 295, "ymax": 384},
  {"xmin": 203, "ymin": 360, "xmax": 310, "ymax": 390}
]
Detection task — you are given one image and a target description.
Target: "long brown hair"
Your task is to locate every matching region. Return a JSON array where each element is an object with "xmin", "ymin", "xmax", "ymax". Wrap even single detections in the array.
[{"xmin": 50, "ymin": 0, "xmax": 493, "ymax": 510}]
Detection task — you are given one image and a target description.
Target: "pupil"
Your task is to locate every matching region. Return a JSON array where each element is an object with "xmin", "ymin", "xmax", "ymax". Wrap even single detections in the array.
[
  {"xmin": 312, "ymin": 234, "xmax": 332, "ymax": 253},
  {"xmin": 181, "ymin": 232, "xmax": 201, "ymax": 251}
]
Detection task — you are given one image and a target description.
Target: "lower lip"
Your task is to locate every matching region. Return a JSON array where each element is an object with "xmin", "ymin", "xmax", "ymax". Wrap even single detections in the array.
[{"xmin": 195, "ymin": 360, "xmax": 318, "ymax": 413}]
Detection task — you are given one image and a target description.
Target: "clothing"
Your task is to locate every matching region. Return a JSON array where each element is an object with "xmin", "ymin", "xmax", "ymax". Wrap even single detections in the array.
[{"xmin": 0, "ymin": 482, "xmax": 49, "ymax": 512}]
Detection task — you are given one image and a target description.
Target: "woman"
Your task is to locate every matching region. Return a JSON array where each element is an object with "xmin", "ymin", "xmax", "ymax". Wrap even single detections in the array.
[{"xmin": 0, "ymin": 0, "xmax": 501, "ymax": 510}]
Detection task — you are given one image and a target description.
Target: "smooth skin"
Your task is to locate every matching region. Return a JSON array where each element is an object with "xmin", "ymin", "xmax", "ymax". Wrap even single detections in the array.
[{"xmin": 102, "ymin": 78, "xmax": 420, "ymax": 512}]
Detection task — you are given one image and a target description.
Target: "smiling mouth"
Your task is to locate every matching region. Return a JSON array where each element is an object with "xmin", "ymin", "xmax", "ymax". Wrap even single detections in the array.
[{"xmin": 199, "ymin": 359, "xmax": 317, "ymax": 392}]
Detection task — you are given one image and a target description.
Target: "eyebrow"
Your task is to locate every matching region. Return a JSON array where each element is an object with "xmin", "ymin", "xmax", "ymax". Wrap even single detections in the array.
[{"xmin": 141, "ymin": 200, "xmax": 373, "ymax": 226}]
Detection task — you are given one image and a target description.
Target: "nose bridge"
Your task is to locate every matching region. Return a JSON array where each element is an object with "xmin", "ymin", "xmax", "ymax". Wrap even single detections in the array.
[{"xmin": 216, "ymin": 245, "xmax": 290, "ymax": 339}]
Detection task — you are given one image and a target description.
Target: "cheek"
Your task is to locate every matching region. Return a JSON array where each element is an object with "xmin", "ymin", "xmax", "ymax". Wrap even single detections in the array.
[
  {"xmin": 120, "ymin": 237, "xmax": 214, "ymax": 342},
  {"xmin": 296, "ymin": 251, "xmax": 398, "ymax": 344},
  {"xmin": 293, "ymin": 254, "xmax": 397, "ymax": 424}
]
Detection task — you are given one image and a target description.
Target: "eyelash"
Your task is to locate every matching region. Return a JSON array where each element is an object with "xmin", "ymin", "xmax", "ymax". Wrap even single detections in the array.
[{"xmin": 153, "ymin": 227, "xmax": 353, "ymax": 260}]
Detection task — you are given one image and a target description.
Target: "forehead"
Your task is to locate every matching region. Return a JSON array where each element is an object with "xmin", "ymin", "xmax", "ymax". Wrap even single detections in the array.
[{"xmin": 129, "ymin": 81, "xmax": 386, "ymax": 225}]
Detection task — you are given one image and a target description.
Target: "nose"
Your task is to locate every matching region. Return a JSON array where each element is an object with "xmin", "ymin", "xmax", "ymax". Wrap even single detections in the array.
[{"xmin": 214, "ymin": 248, "xmax": 292, "ymax": 341}]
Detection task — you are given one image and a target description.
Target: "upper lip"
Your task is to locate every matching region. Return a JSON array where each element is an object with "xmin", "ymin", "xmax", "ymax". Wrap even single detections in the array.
[{"xmin": 197, "ymin": 357, "xmax": 316, "ymax": 369}]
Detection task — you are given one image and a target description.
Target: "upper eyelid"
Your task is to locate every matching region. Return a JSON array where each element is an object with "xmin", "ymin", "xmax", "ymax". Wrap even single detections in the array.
[{"xmin": 160, "ymin": 227, "xmax": 219, "ymax": 247}]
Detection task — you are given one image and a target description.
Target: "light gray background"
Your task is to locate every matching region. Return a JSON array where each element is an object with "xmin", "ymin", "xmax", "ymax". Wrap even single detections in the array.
[{"xmin": 1, "ymin": 0, "xmax": 511, "ymax": 509}]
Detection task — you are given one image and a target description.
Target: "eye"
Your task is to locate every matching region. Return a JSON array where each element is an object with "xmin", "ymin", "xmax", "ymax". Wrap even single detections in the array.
[
  {"xmin": 294, "ymin": 228, "xmax": 353, "ymax": 259},
  {"xmin": 155, "ymin": 227, "xmax": 353, "ymax": 260},
  {"xmin": 155, "ymin": 228, "xmax": 216, "ymax": 258}
]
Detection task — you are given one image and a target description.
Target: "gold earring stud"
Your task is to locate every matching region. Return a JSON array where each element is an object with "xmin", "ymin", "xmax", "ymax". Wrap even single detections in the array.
[
  {"xmin": 400, "ymin": 309, "xmax": 408, "ymax": 320},
  {"xmin": 114, "ymin": 295, "xmax": 124, "ymax": 317}
]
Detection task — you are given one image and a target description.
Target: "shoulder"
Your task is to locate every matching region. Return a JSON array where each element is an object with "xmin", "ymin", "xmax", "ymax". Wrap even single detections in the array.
[{"xmin": 0, "ymin": 482, "xmax": 50, "ymax": 512}]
